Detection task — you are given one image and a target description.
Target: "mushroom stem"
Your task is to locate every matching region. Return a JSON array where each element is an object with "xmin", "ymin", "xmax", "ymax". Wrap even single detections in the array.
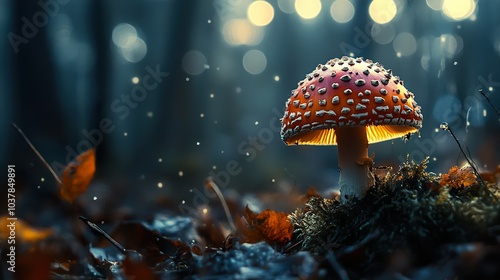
[{"xmin": 336, "ymin": 126, "xmax": 375, "ymax": 202}]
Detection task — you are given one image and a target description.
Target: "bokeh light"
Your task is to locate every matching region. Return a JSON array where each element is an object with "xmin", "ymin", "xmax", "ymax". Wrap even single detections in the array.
[
  {"xmin": 222, "ymin": 18, "xmax": 263, "ymax": 46},
  {"xmin": 278, "ymin": 0, "xmax": 295, "ymax": 13},
  {"xmin": 112, "ymin": 23, "xmax": 147, "ymax": 63},
  {"xmin": 439, "ymin": 34, "xmax": 461, "ymax": 58},
  {"xmin": 247, "ymin": 1, "xmax": 274, "ymax": 26},
  {"xmin": 426, "ymin": 0, "xmax": 444, "ymax": 10},
  {"xmin": 120, "ymin": 37, "xmax": 147, "ymax": 63},
  {"xmin": 243, "ymin": 50, "xmax": 267, "ymax": 74},
  {"xmin": 182, "ymin": 50, "xmax": 208, "ymax": 75},
  {"xmin": 369, "ymin": 0, "xmax": 397, "ymax": 24},
  {"xmin": 330, "ymin": 0, "xmax": 355, "ymax": 23},
  {"xmin": 442, "ymin": 0, "xmax": 476, "ymax": 21},
  {"xmin": 112, "ymin": 23, "xmax": 137, "ymax": 48},
  {"xmin": 371, "ymin": 23, "xmax": 396, "ymax": 45},
  {"xmin": 295, "ymin": 0, "xmax": 321, "ymax": 20},
  {"xmin": 392, "ymin": 32, "xmax": 417, "ymax": 56}
]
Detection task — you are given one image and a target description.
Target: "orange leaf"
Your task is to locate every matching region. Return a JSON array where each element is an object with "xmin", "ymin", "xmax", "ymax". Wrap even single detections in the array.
[
  {"xmin": 239, "ymin": 206, "xmax": 293, "ymax": 246},
  {"xmin": 60, "ymin": 148, "xmax": 96, "ymax": 202},
  {"xmin": 440, "ymin": 165, "xmax": 476, "ymax": 189},
  {"xmin": 0, "ymin": 216, "xmax": 53, "ymax": 243}
]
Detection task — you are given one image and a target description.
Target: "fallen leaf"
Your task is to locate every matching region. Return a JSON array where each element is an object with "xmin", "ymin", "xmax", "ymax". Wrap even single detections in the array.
[
  {"xmin": 0, "ymin": 216, "xmax": 53, "ymax": 243},
  {"xmin": 440, "ymin": 165, "xmax": 477, "ymax": 189},
  {"xmin": 239, "ymin": 206, "xmax": 293, "ymax": 246},
  {"xmin": 60, "ymin": 148, "xmax": 96, "ymax": 202}
]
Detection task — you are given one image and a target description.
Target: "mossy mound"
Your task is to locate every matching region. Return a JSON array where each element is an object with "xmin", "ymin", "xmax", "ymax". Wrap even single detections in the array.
[{"xmin": 289, "ymin": 158, "xmax": 500, "ymax": 277}]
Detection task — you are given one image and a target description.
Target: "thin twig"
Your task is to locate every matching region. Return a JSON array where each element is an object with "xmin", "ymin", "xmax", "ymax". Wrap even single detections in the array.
[
  {"xmin": 440, "ymin": 122, "xmax": 487, "ymax": 188},
  {"xmin": 205, "ymin": 177, "xmax": 236, "ymax": 232},
  {"xmin": 479, "ymin": 89, "xmax": 500, "ymax": 118},
  {"xmin": 79, "ymin": 216, "xmax": 127, "ymax": 253},
  {"xmin": 12, "ymin": 123, "xmax": 62, "ymax": 184}
]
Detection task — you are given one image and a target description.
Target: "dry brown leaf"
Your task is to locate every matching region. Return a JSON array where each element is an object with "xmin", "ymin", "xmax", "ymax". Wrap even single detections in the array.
[
  {"xmin": 239, "ymin": 205, "xmax": 293, "ymax": 246},
  {"xmin": 440, "ymin": 165, "xmax": 477, "ymax": 189},
  {"xmin": 0, "ymin": 216, "xmax": 53, "ymax": 243},
  {"xmin": 60, "ymin": 148, "xmax": 96, "ymax": 202}
]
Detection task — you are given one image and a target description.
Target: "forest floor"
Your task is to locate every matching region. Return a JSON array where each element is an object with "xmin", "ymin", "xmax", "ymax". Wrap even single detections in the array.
[{"xmin": 2, "ymin": 156, "xmax": 500, "ymax": 279}]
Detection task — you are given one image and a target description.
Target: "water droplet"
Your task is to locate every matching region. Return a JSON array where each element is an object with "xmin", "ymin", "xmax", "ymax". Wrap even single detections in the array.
[
  {"xmin": 196, "ymin": 142, "xmax": 200, "ymax": 146},
  {"xmin": 246, "ymin": 152, "xmax": 250, "ymax": 156},
  {"xmin": 208, "ymin": 19, "xmax": 212, "ymax": 23},
  {"xmin": 255, "ymin": 121, "xmax": 259, "ymax": 125},
  {"xmin": 453, "ymin": 61, "xmax": 458, "ymax": 65},
  {"xmin": 440, "ymin": 122, "xmax": 449, "ymax": 130},
  {"xmin": 274, "ymin": 75, "xmax": 280, "ymax": 81}
]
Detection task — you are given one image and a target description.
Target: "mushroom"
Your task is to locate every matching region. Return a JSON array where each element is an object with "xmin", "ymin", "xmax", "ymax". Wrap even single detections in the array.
[{"xmin": 280, "ymin": 56, "xmax": 423, "ymax": 202}]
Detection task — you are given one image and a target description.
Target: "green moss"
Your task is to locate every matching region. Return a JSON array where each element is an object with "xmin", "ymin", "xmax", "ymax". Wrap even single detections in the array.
[{"xmin": 289, "ymin": 157, "xmax": 500, "ymax": 264}]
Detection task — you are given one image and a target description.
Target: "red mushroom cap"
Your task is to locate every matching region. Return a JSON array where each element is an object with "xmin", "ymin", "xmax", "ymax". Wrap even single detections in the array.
[{"xmin": 281, "ymin": 56, "xmax": 423, "ymax": 145}]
